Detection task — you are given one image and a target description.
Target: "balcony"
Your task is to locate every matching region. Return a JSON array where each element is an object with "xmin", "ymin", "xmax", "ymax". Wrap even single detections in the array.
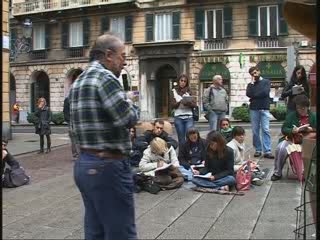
[
  {"xmin": 202, "ymin": 39, "xmax": 226, "ymax": 50},
  {"xmin": 12, "ymin": 0, "xmax": 134, "ymax": 16},
  {"xmin": 30, "ymin": 49, "xmax": 48, "ymax": 60},
  {"xmin": 257, "ymin": 37, "xmax": 279, "ymax": 48},
  {"xmin": 66, "ymin": 47, "xmax": 85, "ymax": 58}
]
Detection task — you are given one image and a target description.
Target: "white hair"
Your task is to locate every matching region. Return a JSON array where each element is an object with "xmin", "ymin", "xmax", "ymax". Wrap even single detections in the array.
[{"xmin": 213, "ymin": 75, "xmax": 222, "ymax": 81}]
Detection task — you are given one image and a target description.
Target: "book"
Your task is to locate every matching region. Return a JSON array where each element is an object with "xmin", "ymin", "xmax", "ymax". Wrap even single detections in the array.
[
  {"xmin": 292, "ymin": 85, "xmax": 304, "ymax": 95},
  {"xmin": 193, "ymin": 172, "xmax": 212, "ymax": 179},
  {"xmin": 155, "ymin": 163, "xmax": 173, "ymax": 172},
  {"xmin": 294, "ymin": 124, "xmax": 310, "ymax": 132},
  {"xmin": 191, "ymin": 163, "xmax": 205, "ymax": 169},
  {"xmin": 182, "ymin": 96, "xmax": 193, "ymax": 102}
]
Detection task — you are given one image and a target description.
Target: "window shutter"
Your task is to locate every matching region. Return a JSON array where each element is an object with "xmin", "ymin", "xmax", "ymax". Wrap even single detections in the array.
[
  {"xmin": 172, "ymin": 11, "xmax": 180, "ymax": 40},
  {"xmin": 45, "ymin": 24, "xmax": 50, "ymax": 49},
  {"xmin": 125, "ymin": 15, "xmax": 133, "ymax": 43},
  {"xmin": 223, "ymin": 7, "xmax": 232, "ymax": 38},
  {"xmin": 195, "ymin": 9, "xmax": 204, "ymax": 40},
  {"xmin": 83, "ymin": 18, "xmax": 90, "ymax": 46},
  {"xmin": 146, "ymin": 14, "xmax": 154, "ymax": 42},
  {"xmin": 10, "ymin": 29, "xmax": 17, "ymax": 50},
  {"xmin": 61, "ymin": 22, "xmax": 69, "ymax": 48},
  {"xmin": 278, "ymin": 4, "xmax": 288, "ymax": 36},
  {"xmin": 100, "ymin": 16, "xmax": 110, "ymax": 34},
  {"xmin": 248, "ymin": 6, "xmax": 258, "ymax": 36}
]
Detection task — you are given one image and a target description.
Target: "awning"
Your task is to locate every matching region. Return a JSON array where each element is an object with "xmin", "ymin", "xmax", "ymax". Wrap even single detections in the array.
[
  {"xmin": 257, "ymin": 62, "xmax": 286, "ymax": 79},
  {"xmin": 199, "ymin": 63, "xmax": 230, "ymax": 81}
]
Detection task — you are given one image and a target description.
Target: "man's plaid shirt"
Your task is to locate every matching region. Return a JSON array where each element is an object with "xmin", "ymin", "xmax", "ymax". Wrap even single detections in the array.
[{"xmin": 69, "ymin": 61, "xmax": 139, "ymax": 155}]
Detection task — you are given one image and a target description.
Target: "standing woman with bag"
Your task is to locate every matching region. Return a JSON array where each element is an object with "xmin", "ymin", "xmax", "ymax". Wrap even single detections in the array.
[
  {"xmin": 34, "ymin": 97, "xmax": 52, "ymax": 154},
  {"xmin": 281, "ymin": 66, "xmax": 309, "ymax": 113},
  {"xmin": 171, "ymin": 74, "xmax": 196, "ymax": 145}
]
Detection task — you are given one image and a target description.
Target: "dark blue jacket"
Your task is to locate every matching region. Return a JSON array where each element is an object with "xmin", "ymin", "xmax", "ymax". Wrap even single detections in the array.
[{"xmin": 246, "ymin": 78, "xmax": 270, "ymax": 110}]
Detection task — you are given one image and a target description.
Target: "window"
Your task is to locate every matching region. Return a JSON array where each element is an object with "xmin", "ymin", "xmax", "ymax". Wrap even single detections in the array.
[
  {"xmin": 110, "ymin": 16, "xmax": 125, "ymax": 41},
  {"xmin": 155, "ymin": 13, "xmax": 172, "ymax": 41},
  {"xmin": 258, "ymin": 6, "xmax": 278, "ymax": 36},
  {"xmin": 33, "ymin": 24, "xmax": 45, "ymax": 50},
  {"xmin": 205, "ymin": 9, "xmax": 223, "ymax": 39},
  {"xmin": 146, "ymin": 12, "xmax": 180, "ymax": 42},
  {"xmin": 69, "ymin": 22, "xmax": 83, "ymax": 47}
]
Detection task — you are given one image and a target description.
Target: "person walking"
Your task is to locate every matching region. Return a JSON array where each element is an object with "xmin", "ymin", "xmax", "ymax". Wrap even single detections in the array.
[
  {"xmin": 171, "ymin": 74, "xmax": 196, "ymax": 145},
  {"xmin": 63, "ymin": 93, "xmax": 80, "ymax": 161},
  {"xmin": 13, "ymin": 102, "xmax": 21, "ymax": 124},
  {"xmin": 69, "ymin": 33, "xmax": 139, "ymax": 240},
  {"xmin": 202, "ymin": 75, "xmax": 229, "ymax": 131},
  {"xmin": 34, "ymin": 97, "xmax": 52, "ymax": 154},
  {"xmin": 246, "ymin": 66, "xmax": 274, "ymax": 159},
  {"xmin": 281, "ymin": 66, "xmax": 309, "ymax": 113}
]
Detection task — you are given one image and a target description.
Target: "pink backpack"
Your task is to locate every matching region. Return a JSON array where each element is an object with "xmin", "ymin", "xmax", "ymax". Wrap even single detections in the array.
[{"xmin": 236, "ymin": 160, "xmax": 252, "ymax": 191}]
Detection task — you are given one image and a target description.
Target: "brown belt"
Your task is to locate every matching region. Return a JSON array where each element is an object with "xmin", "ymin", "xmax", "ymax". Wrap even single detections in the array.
[{"xmin": 80, "ymin": 148, "xmax": 126, "ymax": 160}]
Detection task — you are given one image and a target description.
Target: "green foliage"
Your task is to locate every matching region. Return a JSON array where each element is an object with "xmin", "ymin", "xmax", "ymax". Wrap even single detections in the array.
[
  {"xmin": 26, "ymin": 112, "xmax": 39, "ymax": 125},
  {"xmin": 52, "ymin": 112, "xmax": 65, "ymax": 125},
  {"xmin": 232, "ymin": 105, "xmax": 250, "ymax": 122},
  {"xmin": 270, "ymin": 105, "xmax": 287, "ymax": 121}
]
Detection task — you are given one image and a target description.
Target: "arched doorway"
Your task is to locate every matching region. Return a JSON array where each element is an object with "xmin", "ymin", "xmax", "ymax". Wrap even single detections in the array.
[
  {"xmin": 65, "ymin": 68, "xmax": 83, "ymax": 97},
  {"xmin": 30, "ymin": 71, "xmax": 50, "ymax": 112},
  {"xmin": 155, "ymin": 64, "xmax": 177, "ymax": 118}
]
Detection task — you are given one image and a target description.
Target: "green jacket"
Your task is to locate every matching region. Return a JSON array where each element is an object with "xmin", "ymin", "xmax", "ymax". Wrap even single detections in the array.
[{"xmin": 279, "ymin": 111, "xmax": 317, "ymax": 142}]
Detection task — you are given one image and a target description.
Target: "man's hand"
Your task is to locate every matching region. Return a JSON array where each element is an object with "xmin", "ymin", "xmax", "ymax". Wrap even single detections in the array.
[
  {"xmin": 209, "ymin": 175, "xmax": 215, "ymax": 181},
  {"xmin": 292, "ymin": 127, "xmax": 299, "ymax": 134}
]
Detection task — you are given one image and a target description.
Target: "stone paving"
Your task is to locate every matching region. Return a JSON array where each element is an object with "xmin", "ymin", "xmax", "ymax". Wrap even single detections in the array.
[{"xmin": 3, "ymin": 127, "xmax": 311, "ymax": 239}]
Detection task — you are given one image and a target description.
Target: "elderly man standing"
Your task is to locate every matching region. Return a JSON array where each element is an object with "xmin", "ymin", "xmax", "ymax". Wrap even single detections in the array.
[
  {"xmin": 69, "ymin": 33, "xmax": 139, "ymax": 240},
  {"xmin": 246, "ymin": 66, "xmax": 274, "ymax": 159},
  {"xmin": 202, "ymin": 75, "xmax": 229, "ymax": 130}
]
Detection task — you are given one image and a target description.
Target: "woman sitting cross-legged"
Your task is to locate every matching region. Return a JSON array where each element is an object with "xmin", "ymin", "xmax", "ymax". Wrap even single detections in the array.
[
  {"xmin": 271, "ymin": 95, "xmax": 316, "ymax": 181},
  {"xmin": 178, "ymin": 128, "xmax": 207, "ymax": 181},
  {"xmin": 192, "ymin": 131, "xmax": 236, "ymax": 191},
  {"xmin": 139, "ymin": 137, "xmax": 184, "ymax": 190},
  {"xmin": 226, "ymin": 126, "xmax": 246, "ymax": 172}
]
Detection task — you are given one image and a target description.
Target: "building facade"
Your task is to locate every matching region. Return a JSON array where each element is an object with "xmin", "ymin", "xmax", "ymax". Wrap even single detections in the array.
[
  {"xmin": 3, "ymin": 0, "xmax": 11, "ymax": 139},
  {"xmin": 10, "ymin": 0, "xmax": 316, "ymax": 121}
]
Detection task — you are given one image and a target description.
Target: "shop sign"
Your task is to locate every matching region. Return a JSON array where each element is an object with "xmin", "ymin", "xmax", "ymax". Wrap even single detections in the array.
[
  {"xmin": 199, "ymin": 63, "xmax": 231, "ymax": 81},
  {"xmin": 257, "ymin": 62, "xmax": 286, "ymax": 79},
  {"xmin": 198, "ymin": 56, "xmax": 229, "ymax": 64},
  {"xmin": 250, "ymin": 54, "xmax": 287, "ymax": 63}
]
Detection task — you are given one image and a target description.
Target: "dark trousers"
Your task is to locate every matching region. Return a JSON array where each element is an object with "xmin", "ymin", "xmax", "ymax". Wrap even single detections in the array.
[
  {"xmin": 74, "ymin": 152, "xmax": 137, "ymax": 240},
  {"xmin": 39, "ymin": 134, "xmax": 51, "ymax": 150}
]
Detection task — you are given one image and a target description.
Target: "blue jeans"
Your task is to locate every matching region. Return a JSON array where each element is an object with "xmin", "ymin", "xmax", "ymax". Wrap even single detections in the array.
[
  {"xmin": 178, "ymin": 166, "xmax": 193, "ymax": 181},
  {"xmin": 192, "ymin": 175, "xmax": 236, "ymax": 189},
  {"xmin": 208, "ymin": 111, "xmax": 226, "ymax": 131},
  {"xmin": 74, "ymin": 152, "xmax": 137, "ymax": 240},
  {"xmin": 250, "ymin": 110, "xmax": 272, "ymax": 153},
  {"xmin": 174, "ymin": 116, "xmax": 194, "ymax": 145}
]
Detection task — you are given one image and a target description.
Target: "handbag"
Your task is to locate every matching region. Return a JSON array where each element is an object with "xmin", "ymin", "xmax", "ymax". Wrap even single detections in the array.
[
  {"xmin": 3, "ymin": 167, "xmax": 30, "ymax": 188},
  {"xmin": 192, "ymin": 106, "xmax": 199, "ymax": 121},
  {"xmin": 236, "ymin": 160, "xmax": 252, "ymax": 191}
]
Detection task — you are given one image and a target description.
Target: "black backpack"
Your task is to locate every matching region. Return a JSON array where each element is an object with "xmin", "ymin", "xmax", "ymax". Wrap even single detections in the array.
[{"xmin": 3, "ymin": 167, "xmax": 30, "ymax": 188}]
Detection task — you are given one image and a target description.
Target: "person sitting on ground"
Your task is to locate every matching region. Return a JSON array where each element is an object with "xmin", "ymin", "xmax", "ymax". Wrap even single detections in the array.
[
  {"xmin": 129, "ymin": 127, "xmax": 143, "ymax": 168},
  {"xmin": 135, "ymin": 119, "xmax": 178, "ymax": 154},
  {"xmin": 271, "ymin": 95, "xmax": 316, "ymax": 181},
  {"xmin": 178, "ymin": 128, "xmax": 207, "ymax": 181},
  {"xmin": 139, "ymin": 137, "xmax": 183, "ymax": 190},
  {"xmin": 2, "ymin": 140, "xmax": 20, "ymax": 176},
  {"xmin": 219, "ymin": 118, "xmax": 233, "ymax": 142},
  {"xmin": 192, "ymin": 131, "xmax": 236, "ymax": 191},
  {"xmin": 226, "ymin": 126, "xmax": 246, "ymax": 172}
]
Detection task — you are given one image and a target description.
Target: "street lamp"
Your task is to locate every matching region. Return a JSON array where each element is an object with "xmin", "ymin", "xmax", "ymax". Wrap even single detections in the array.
[
  {"xmin": 292, "ymin": 40, "xmax": 300, "ymax": 66},
  {"xmin": 22, "ymin": 18, "xmax": 33, "ymax": 38}
]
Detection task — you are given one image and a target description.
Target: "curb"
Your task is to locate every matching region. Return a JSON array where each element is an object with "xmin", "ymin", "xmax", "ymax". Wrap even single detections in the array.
[{"xmin": 13, "ymin": 143, "xmax": 69, "ymax": 157}]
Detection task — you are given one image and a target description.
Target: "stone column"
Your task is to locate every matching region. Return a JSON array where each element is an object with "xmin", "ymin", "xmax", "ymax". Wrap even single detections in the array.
[
  {"xmin": 139, "ymin": 60, "xmax": 149, "ymax": 120},
  {"xmin": 179, "ymin": 58, "xmax": 187, "ymax": 75}
]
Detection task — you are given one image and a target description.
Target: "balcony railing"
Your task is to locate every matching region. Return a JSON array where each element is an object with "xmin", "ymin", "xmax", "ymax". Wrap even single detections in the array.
[
  {"xmin": 257, "ymin": 37, "xmax": 279, "ymax": 48},
  {"xmin": 30, "ymin": 49, "xmax": 48, "ymax": 60},
  {"xmin": 13, "ymin": 0, "xmax": 133, "ymax": 15},
  {"xmin": 66, "ymin": 47, "xmax": 85, "ymax": 58},
  {"xmin": 203, "ymin": 39, "xmax": 226, "ymax": 50}
]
